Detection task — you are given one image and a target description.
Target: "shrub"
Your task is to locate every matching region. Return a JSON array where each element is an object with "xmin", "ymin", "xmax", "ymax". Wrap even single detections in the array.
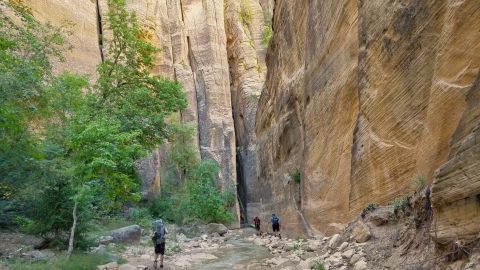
[
  {"xmin": 184, "ymin": 160, "xmax": 234, "ymax": 224},
  {"xmin": 311, "ymin": 260, "xmax": 326, "ymax": 270},
  {"xmin": 361, "ymin": 203, "xmax": 377, "ymax": 217},
  {"xmin": 289, "ymin": 169, "xmax": 301, "ymax": 184},
  {"xmin": 7, "ymin": 253, "xmax": 111, "ymax": 270},
  {"xmin": 128, "ymin": 207, "xmax": 152, "ymax": 228},
  {"xmin": 261, "ymin": 25, "xmax": 273, "ymax": 48},
  {"xmin": 166, "ymin": 242, "xmax": 182, "ymax": 256},
  {"xmin": 411, "ymin": 175, "xmax": 425, "ymax": 194},
  {"xmin": 152, "ymin": 159, "xmax": 235, "ymax": 225},
  {"xmin": 389, "ymin": 196, "xmax": 410, "ymax": 213},
  {"xmin": 239, "ymin": 0, "xmax": 253, "ymax": 26}
]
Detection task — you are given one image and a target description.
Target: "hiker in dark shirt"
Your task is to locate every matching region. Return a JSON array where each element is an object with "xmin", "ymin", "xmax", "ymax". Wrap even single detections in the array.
[
  {"xmin": 270, "ymin": 214, "xmax": 281, "ymax": 238},
  {"xmin": 253, "ymin": 216, "xmax": 261, "ymax": 234},
  {"xmin": 152, "ymin": 219, "xmax": 168, "ymax": 268}
]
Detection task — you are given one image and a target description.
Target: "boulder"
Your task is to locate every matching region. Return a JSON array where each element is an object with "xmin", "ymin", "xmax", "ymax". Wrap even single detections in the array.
[
  {"xmin": 350, "ymin": 253, "xmax": 363, "ymax": 265},
  {"xmin": 351, "ymin": 221, "xmax": 371, "ymax": 243},
  {"xmin": 284, "ymin": 242, "xmax": 296, "ymax": 251},
  {"xmin": 118, "ymin": 264, "xmax": 136, "ymax": 270},
  {"xmin": 353, "ymin": 259, "xmax": 368, "ymax": 270},
  {"xmin": 99, "ymin": 235, "xmax": 114, "ymax": 245},
  {"xmin": 367, "ymin": 208, "xmax": 393, "ymax": 226},
  {"xmin": 203, "ymin": 223, "xmax": 228, "ymax": 236},
  {"xmin": 305, "ymin": 240, "xmax": 321, "ymax": 252},
  {"xmin": 338, "ymin": 242, "xmax": 349, "ymax": 251},
  {"xmin": 341, "ymin": 249, "xmax": 354, "ymax": 260},
  {"xmin": 253, "ymin": 238, "xmax": 266, "ymax": 246},
  {"xmin": 110, "ymin": 225, "xmax": 141, "ymax": 244},
  {"xmin": 91, "ymin": 245, "xmax": 106, "ymax": 254},
  {"xmin": 22, "ymin": 250, "xmax": 47, "ymax": 262},
  {"xmin": 97, "ymin": 262, "xmax": 118, "ymax": 270},
  {"xmin": 328, "ymin": 234, "xmax": 342, "ymax": 248}
]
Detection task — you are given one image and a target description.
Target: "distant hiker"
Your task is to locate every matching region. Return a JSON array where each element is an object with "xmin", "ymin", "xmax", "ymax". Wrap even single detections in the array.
[
  {"xmin": 253, "ymin": 216, "xmax": 261, "ymax": 234},
  {"xmin": 271, "ymin": 214, "xmax": 281, "ymax": 238},
  {"xmin": 152, "ymin": 219, "xmax": 167, "ymax": 268}
]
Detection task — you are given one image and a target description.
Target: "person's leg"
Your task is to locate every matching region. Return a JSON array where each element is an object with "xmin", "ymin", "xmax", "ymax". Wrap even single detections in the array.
[
  {"xmin": 154, "ymin": 253, "xmax": 158, "ymax": 268},
  {"xmin": 159, "ymin": 242, "xmax": 165, "ymax": 268}
]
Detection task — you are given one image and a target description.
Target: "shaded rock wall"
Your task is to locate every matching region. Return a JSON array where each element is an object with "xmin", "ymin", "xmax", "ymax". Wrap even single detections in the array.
[
  {"xmin": 224, "ymin": 0, "xmax": 271, "ymax": 223},
  {"xmin": 431, "ymin": 74, "xmax": 480, "ymax": 243},
  {"xmin": 256, "ymin": 0, "xmax": 480, "ymax": 237}
]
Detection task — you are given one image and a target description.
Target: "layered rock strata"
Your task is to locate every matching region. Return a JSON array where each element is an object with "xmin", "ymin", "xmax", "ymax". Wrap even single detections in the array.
[{"xmin": 256, "ymin": 0, "xmax": 480, "ymax": 237}]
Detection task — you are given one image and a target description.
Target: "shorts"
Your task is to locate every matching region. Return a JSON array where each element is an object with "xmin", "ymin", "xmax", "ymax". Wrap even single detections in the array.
[
  {"xmin": 272, "ymin": 223, "xmax": 280, "ymax": 232},
  {"xmin": 154, "ymin": 242, "xmax": 165, "ymax": 255}
]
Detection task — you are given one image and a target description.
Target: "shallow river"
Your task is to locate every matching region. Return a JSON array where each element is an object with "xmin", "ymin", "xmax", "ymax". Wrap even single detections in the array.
[{"xmin": 189, "ymin": 238, "xmax": 272, "ymax": 269}]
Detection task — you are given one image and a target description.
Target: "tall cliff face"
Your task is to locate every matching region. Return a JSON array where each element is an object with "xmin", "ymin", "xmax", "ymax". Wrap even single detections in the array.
[
  {"xmin": 224, "ymin": 0, "xmax": 271, "ymax": 222},
  {"xmin": 256, "ymin": 0, "xmax": 480, "ymax": 237},
  {"xmin": 24, "ymin": 0, "xmax": 270, "ymax": 225},
  {"xmin": 24, "ymin": 0, "xmax": 480, "ymax": 239}
]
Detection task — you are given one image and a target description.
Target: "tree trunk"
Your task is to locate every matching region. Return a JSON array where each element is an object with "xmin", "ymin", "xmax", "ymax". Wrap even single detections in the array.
[{"xmin": 67, "ymin": 201, "xmax": 78, "ymax": 258}]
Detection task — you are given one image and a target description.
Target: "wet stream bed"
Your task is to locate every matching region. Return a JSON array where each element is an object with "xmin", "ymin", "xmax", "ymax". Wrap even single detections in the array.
[{"xmin": 189, "ymin": 238, "xmax": 272, "ymax": 269}]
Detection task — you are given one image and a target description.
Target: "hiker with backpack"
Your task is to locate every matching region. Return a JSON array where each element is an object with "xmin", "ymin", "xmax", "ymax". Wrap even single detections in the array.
[
  {"xmin": 270, "ymin": 214, "xmax": 281, "ymax": 238},
  {"xmin": 151, "ymin": 219, "xmax": 167, "ymax": 269}
]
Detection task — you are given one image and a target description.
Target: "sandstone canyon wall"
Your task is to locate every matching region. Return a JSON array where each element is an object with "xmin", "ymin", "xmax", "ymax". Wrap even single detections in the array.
[
  {"xmin": 23, "ymin": 0, "xmax": 271, "ymax": 224},
  {"xmin": 21, "ymin": 0, "xmax": 480, "ymax": 241},
  {"xmin": 256, "ymin": 0, "xmax": 480, "ymax": 238}
]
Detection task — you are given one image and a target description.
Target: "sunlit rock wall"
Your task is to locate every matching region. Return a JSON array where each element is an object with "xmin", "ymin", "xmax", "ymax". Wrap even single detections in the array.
[{"xmin": 256, "ymin": 0, "xmax": 480, "ymax": 237}]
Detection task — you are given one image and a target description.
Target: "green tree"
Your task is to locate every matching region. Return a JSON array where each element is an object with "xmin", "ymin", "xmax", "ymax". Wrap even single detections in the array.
[
  {"xmin": 1, "ymin": 0, "xmax": 186, "ymax": 253},
  {"xmin": 0, "ymin": 0, "xmax": 75, "ymax": 228},
  {"xmin": 185, "ymin": 160, "xmax": 234, "ymax": 224},
  {"xmin": 64, "ymin": 0, "xmax": 186, "ymax": 210},
  {"xmin": 167, "ymin": 123, "xmax": 199, "ymax": 181}
]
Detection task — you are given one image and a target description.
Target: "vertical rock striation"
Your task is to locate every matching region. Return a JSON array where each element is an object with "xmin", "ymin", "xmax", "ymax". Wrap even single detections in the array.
[
  {"xmin": 25, "ymin": 0, "xmax": 242, "ymax": 224},
  {"xmin": 224, "ymin": 0, "xmax": 270, "ymax": 223},
  {"xmin": 256, "ymin": 0, "xmax": 480, "ymax": 237}
]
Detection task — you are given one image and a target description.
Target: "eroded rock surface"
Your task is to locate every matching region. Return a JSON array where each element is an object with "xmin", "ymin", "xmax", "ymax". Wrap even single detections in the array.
[{"xmin": 256, "ymin": 0, "xmax": 480, "ymax": 237}]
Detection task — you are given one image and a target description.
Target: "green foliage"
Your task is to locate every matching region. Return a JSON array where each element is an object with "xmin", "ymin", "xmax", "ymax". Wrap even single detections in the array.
[
  {"xmin": 289, "ymin": 169, "xmax": 301, "ymax": 184},
  {"xmin": 97, "ymin": 0, "xmax": 186, "ymax": 148},
  {"xmin": 261, "ymin": 25, "xmax": 273, "ymax": 48},
  {"xmin": 166, "ymin": 242, "xmax": 182, "ymax": 256},
  {"xmin": 7, "ymin": 253, "xmax": 111, "ymax": 270},
  {"xmin": 167, "ymin": 123, "xmax": 199, "ymax": 178},
  {"xmin": 128, "ymin": 207, "xmax": 152, "ymax": 228},
  {"xmin": 184, "ymin": 160, "xmax": 234, "ymax": 224},
  {"xmin": 362, "ymin": 203, "xmax": 377, "ymax": 216},
  {"xmin": 149, "ymin": 122, "xmax": 234, "ymax": 225},
  {"xmin": 58, "ymin": 0, "xmax": 187, "ymax": 210},
  {"xmin": 239, "ymin": 0, "xmax": 253, "ymax": 26},
  {"xmin": 389, "ymin": 196, "xmax": 410, "ymax": 213},
  {"xmin": 411, "ymin": 175, "xmax": 425, "ymax": 194},
  {"xmin": 261, "ymin": 10, "xmax": 273, "ymax": 48},
  {"xmin": 0, "ymin": 1, "xmax": 86, "ymax": 232},
  {"xmin": 0, "ymin": 0, "xmax": 186, "ymax": 252},
  {"xmin": 311, "ymin": 260, "xmax": 326, "ymax": 270}
]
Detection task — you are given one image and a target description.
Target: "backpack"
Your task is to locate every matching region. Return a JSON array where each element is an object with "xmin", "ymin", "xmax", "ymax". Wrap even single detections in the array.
[
  {"xmin": 152, "ymin": 220, "xmax": 166, "ymax": 245},
  {"xmin": 271, "ymin": 216, "xmax": 279, "ymax": 225}
]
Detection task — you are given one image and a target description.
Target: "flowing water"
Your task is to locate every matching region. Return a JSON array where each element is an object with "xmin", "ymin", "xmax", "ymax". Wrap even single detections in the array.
[{"xmin": 189, "ymin": 238, "xmax": 272, "ymax": 269}]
